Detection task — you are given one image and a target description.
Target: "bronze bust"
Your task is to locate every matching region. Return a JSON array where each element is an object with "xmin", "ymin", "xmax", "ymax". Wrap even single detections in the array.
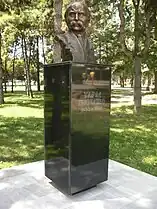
[{"xmin": 56, "ymin": 1, "xmax": 96, "ymax": 63}]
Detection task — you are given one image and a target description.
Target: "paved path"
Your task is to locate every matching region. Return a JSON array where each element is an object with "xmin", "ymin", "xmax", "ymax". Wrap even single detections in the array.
[
  {"xmin": 0, "ymin": 160, "xmax": 157, "ymax": 209},
  {"xmin": 111, "ymin": 88, "xmax": 157, "ymax": 107},
  {"xmin": 5, "ymin": 85, "xmax": 157, "ymax": 107}
]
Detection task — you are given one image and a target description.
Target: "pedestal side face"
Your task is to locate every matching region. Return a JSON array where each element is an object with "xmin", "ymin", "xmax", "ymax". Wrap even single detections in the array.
[
  {"xmin": 71, "ymin": 63, "xmax": 111, "ymax": 194},
  {"xmin": 44, "ymin": 64, "xmax": 71, "ymax": 194}
]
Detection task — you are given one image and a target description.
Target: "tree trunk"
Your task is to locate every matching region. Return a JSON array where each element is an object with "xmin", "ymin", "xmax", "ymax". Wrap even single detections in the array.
[
  {"xmin": 130, "ymin": 74, "xmax": 134, "ymax": 88},
  {"xmin": 21, "ymin": 37, "xmax": 28, "ymax": 94},
  {"xmin": 11, "ymin": 42, "xmax": 17, "ymax": 93},
  {"xmin": 146, "ymin": 73, "xmax": 151, "ymax": 91},
  {"xmin": 0, "ymin": 30, "xmax": 4, "ymax": 104},
  {"xmin": 154, "ymin": 70, "xmax": 157, "ymax": 93},
  {"xmin": 23, "ymin": 37, "xmax": 33, "ymax": 98},
  {"xmin": 133, "ymin": 1, "xmax": 141, "ymax": 114},
  {"xmin": 4, "ymin": 57, "xmax": 7, "ymax": 93},
  {"xmin": 36, "ymin": 36, "xmax": 40, "ymax": 91},
  {"xmin": 120, "ymin": 75, "xmax": 125, "ymax": 87},
  {"xmin": 134, "ymin": 56, "xmax": 141, "ymax": 113},
  {"xmin": 22, "ymin": 36, "xmax": 33, "ymax": 98},
  {"xmin": 41, "ymin": 35, "xmax": 46, "ymax": 64},
  {"xmin": 53, "ymin": 0, "xmax": 63, "ymax": 63},
  {"xmin": 99, "ymin": 39, "xmax": 102, "ymax": 64}
]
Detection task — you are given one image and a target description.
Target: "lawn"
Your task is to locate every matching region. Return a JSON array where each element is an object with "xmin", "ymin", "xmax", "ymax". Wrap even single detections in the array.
[
  {"xmin": 0, "ymin": 91, "xmax": 157, "ymax": 176},
  {"xmin": 0, "ymin": 92, "xmax": 44, "ymax": 168},
  {"xmin": 110, "ymin": 105, "xmax": 157, "ymax": 176}
]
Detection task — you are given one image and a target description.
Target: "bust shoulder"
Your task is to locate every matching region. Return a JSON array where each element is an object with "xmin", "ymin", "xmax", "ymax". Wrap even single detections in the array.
[{"xmin": 56, "ymin": 31, "xmax": 73, "ymax": 46}]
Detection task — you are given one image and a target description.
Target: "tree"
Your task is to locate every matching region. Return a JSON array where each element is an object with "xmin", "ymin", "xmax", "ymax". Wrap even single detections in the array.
[
  {"xmin": 53, "ymin": 0, "xmax": 63, "ymax": 62},
  {"xmin": 0, "ymin": 30, "xmax": 4, "ymax": 104},
  {"xmin": 118, "ymin": 0, "xmax": 156, "ymax": 113},
  {"xmin": 0, "ymin": 10, "xmax": 13, "ymax": 104},
  {"xmin": 144, "ymin": 40, "xmax": 157, "ymax": 93},
  {"xmin": 0, "ymin": 0, "xmax": 38, "ymax": 100},
  {"xmin": 91, "ymin": 0, "xmax": 120, "ymax": 64}
]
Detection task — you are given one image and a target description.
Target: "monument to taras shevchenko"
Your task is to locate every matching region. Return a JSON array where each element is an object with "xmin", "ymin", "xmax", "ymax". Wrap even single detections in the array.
[
  {"xmin": 56, "ymin": 1, "xmax": 96, "ymax": 63},
  {"xmin": 44, "ymin": 0, "xmax": 111, "ymax": 195}
]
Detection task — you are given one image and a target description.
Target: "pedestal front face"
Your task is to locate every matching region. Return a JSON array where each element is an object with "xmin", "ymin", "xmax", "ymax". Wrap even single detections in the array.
[
  {"xmin": 44, "ymin": 63, "xmax": 71, "ymax": 194},
  {"xmin": 44, "ymin": 62, "xmax": 111, "ymax": 195},
  {"xmin": 71, "ymin": 63, "xmax": 111, "ymax": 194}
]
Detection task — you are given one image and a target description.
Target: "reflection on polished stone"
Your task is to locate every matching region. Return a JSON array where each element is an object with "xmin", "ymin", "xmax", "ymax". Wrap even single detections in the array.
[{"xmin": 44, "ymin": 62, "xmax": 111, "ymax": 195}]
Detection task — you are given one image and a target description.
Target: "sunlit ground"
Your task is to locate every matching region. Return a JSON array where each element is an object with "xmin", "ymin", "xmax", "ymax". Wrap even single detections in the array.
[
  {"xmin": 0, "ymin": 92, "xmax": 44, "ymax": 168},
  {"xmin": 0, "ymin": 91, "xmax": 157, "ymax": 176},
  {"xmin": 110, "ymin": 105, "xmax": 157, "ymax": 176}
]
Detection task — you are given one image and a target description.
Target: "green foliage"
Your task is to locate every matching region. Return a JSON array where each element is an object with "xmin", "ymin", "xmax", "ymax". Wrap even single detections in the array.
[
  {"xmin": 91, "ymin": 1, "xmax": 120, "ymax": 64},
  {"xmin": 0, "ymin": 0, "xmax": 157, "ymax": 94}
]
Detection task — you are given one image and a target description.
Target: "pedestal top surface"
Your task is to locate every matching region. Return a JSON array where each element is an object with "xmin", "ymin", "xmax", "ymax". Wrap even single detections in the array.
[
  {"xmin": 0, "ymin": 160, "xmax": 157, "ymax": 209},
  {"xmin": 44, "ymin": 61, "xmax": 112, "ymax": 68}
]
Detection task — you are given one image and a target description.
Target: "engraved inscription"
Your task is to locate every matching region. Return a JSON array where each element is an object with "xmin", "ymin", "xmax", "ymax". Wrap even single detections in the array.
[{"xmin": 78, "ymin": 90, "xmax": 105, "ymax": 112}]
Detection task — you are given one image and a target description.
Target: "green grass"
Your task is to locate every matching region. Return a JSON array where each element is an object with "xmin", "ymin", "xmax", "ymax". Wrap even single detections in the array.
[
  {"xmin": 0, "ymin": 92, "xmax": 44, "ymax": 168},
  {"xmin": 110, "ymin": 105, "xmax": 157, "ymax": 176},
  {"xmin": 0, "ymin": 91, "xmax": 157, "ymax": 176}
]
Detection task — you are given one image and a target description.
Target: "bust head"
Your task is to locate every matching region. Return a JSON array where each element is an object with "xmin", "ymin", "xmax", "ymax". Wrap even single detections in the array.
[{"xmin": 64, "ymin": 1, "xmax": 90, "ymax": 35}]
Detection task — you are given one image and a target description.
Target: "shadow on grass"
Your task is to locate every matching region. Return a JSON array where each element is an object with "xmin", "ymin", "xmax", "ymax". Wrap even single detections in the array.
[
  {"xmin": 112, "ymin": 88, "xmax": 157, "ymax": 97},
  {"xmin": 111, "ymin": 89, "xmax": 133, "ymax": 96},
  {"xmin": 1, "ymin": 91, "xmax": 44, "ymax": 109},
  {"xmin": 111, "ymin": 105, "xmax": 157, "ymax": 122},
  {"xmin": 142, "ymin": 91, "xmax": 157, "ymax": 96},
  {"xmin": 110, "ymin": 104, "xmax": 157, "ymax": 176},
  {"xmin": 0, "ymin": 116, "xmax": 44, "ymax": 168}
]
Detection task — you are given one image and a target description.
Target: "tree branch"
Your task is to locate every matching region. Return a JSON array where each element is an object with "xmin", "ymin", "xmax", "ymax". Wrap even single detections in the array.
[
  {"xmin": 142, "ymin": 10, "xmax": 154, "ymax": 57},
  {"xmin": 54, "ymin": 0, "xmax": 63, "ymax": 34},
  {"xmin": 132, "ymin": 0, "xmax": 136, "ymax": 7},
  {"xmin": 118, "ymin": 0, "xmax": 132, "ymax": 57},
  {"xmin": 132, "ymin": 0, "xmax": 140, "ymax": 8}
]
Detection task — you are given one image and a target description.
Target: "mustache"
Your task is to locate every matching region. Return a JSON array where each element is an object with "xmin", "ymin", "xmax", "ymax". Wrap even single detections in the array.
[{"xmin": 70, "ymin": 21, "xmax": 84, "ymax": 28}]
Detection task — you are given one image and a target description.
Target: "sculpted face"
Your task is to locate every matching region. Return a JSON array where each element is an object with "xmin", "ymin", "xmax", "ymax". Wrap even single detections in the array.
[{"xmin": 65, "ymin": 2, "xmax": 90, "ymax": 34}]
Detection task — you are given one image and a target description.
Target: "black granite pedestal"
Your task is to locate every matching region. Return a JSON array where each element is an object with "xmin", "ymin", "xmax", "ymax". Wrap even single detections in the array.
[{"xmin": 44, "ymin": 62, "xmax": 111, "ymax": 195}]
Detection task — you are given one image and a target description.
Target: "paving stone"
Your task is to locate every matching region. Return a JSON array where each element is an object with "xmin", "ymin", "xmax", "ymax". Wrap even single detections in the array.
[{"xmin": 0, "ymin": 160, "xmax": 156, "ymax": 209}]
